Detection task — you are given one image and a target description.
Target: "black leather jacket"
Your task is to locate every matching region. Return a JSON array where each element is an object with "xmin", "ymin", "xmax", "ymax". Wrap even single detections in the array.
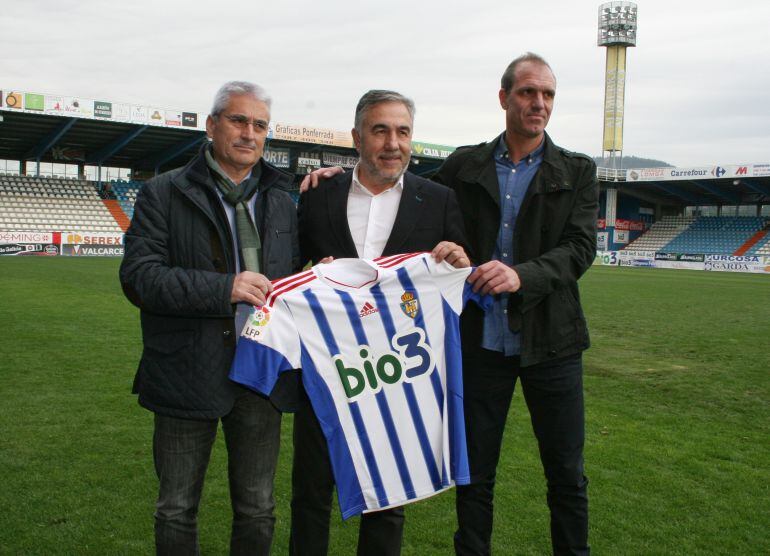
[
  {"xmin": 432, "ymin": 132, "xmax": 599, "ymax": 366},
  {"xmin": 120, "ymin": 145, "xmax": 299, "ymax": 418}
]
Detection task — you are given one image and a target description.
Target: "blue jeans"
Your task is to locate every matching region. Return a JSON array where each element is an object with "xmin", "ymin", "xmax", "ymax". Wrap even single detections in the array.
[
  {"xmin": 152, "ymin": 391, "xmax": 282, "ymax": 556},
  {"xmin": 454, "ymin": 350, "xmax": 589, "ymax": 556}
]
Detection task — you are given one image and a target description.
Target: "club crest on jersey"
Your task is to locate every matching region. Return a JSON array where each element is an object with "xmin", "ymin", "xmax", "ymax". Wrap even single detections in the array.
[{"xmin": 399, "ymin": 291, "xmax": 419, "ymax": 319}]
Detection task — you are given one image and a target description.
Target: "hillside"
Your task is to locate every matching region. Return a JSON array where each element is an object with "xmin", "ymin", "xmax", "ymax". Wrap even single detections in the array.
[{"xmin": 593, "ymin": 155, "xmax": 673, "ymax": 168}]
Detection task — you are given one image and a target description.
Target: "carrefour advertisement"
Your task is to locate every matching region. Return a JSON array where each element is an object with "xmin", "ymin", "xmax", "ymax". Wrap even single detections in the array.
[{"xmin": 626, "ymin": 165, "xmax": 762, "ymax": 182}]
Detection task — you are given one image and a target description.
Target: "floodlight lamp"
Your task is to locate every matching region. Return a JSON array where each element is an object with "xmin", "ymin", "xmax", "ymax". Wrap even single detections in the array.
[{"xmin": 598, "ymin": 1, "xmax": 638, "ymax": 46}]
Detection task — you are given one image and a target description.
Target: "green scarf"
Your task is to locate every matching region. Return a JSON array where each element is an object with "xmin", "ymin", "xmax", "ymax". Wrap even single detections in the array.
[{"xmin": 205, "ymin": 145, "xmax": 263, "ymax": 272}]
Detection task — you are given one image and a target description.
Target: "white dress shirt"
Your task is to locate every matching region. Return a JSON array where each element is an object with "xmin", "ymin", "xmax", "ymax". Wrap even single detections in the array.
[{"xmin": 347, "ymin": 164, "xmax": 404, "ymax": 258}]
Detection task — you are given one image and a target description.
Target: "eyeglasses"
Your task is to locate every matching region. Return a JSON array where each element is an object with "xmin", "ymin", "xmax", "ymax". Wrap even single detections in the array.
[{"xmin": 220, "ymin": 113, "xmax": 269, "ymax": 132}]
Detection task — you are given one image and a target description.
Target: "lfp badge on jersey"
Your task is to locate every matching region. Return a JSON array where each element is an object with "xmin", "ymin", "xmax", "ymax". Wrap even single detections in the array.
[
  {"xmin": 250, "ymin": 306, "xmax": 271, "ymax": 327},
  {"xmin": 400, "ymin": 292, "xmax": 419, "ymax": 319},
  {"xmin": 242, "ymin": 306, "xmax": 271, "ymax": 342}
]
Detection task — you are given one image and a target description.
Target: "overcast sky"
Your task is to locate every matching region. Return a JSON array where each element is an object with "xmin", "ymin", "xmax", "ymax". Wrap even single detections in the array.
[{"xmin": 2, "ymin": 0, "xmax": 768, "ymax": 167}]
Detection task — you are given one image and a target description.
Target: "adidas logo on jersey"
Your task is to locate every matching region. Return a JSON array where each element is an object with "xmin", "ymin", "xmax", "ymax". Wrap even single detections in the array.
[{"xmin": 359, "ymin": 301, "xmax": 379, "ymax": 317}]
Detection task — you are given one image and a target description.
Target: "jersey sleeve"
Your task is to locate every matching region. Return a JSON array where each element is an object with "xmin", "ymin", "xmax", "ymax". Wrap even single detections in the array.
[
  {"xmin": 420, "ymin": 255, "xmax": 474, "ymax": 314},
  {"xmin": 421, "ymin": 255, "xmax": 493, "ymax": 314},
  {"xmin": 229, "ymin": 298, "xmax": 301, "ymax": 397},
  {"xmin": 462, "ymin": 277, "xmax": 493, "ymax": 312}
]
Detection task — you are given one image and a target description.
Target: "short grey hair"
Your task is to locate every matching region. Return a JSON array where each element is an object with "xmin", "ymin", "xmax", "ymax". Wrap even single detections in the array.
[
  {"xmin": 354, "ymin": 90, "xmax": 415, "ymax": 132},
  {"xmin": 500, "ymin": 52, "xmax": 555, "ymax": 93},
  {"xmin": 210, "ymin": 81, "xmax": 272, "ymax": 116}
]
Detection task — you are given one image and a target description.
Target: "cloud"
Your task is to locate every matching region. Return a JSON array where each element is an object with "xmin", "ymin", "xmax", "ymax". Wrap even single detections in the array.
[{"xmin": 2, "ymin": 0, "xmax": 768, "ymax": 167}]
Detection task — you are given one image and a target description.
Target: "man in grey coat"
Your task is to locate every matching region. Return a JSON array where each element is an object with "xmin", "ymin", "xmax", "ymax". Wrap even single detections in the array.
[{"xmin": 120, "ymin": 81, "xmax": 299, "ymax": 555}]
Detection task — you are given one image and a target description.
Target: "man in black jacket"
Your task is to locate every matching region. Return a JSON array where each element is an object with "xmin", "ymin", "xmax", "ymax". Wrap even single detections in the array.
[
  {"xmin": 120, "ymin": 81, "xmax": 299, "ymax": 555},
  {"xmin": 291, "ymin": 90, "xmax": 469, "ymax": 556},
  {"xmin": 432, "ymin": 53, "xmax": 599, "ymax": 556}
]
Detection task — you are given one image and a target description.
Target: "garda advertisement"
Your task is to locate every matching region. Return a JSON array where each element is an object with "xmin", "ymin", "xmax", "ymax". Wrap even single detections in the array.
[
  {"xmin": 626, "ymin": 164, "xmax": 768, "ymax": 182},
  {"xmin": 704, "ymin": 255, "xmax": 770, "ymax": 274},
  {"xmin": 2, "ymin": 88, "xmax": 207, "ymax": 131},
  {"xmin": 60, "ymin": 232, "xmax": 124, "ymax": 256},
  {"xmin": 0, "ymin": 231, "xmax": 60, "ymax": 256}
]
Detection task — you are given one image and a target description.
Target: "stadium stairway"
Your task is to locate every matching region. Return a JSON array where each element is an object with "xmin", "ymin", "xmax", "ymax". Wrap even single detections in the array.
[
  {"xmin": 102, "ymin": 199, "xmax": 130, "ymax": 232},
  {"xmin": 733, "ymin": 228, "xmax": 769, "ymax": 256}
]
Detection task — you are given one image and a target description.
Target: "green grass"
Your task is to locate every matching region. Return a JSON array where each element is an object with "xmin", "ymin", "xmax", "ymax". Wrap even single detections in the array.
[{"xmin": 0, "ymin": 259, "xmax": 768, "ymax": 554}]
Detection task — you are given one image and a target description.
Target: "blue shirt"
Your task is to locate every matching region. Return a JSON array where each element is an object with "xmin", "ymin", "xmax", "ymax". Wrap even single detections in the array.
[{"xmin": 481, "ymin": 135, "xmax": 543, "ymax": 355}]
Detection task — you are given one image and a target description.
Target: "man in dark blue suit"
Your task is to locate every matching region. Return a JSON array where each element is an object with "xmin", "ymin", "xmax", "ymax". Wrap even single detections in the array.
[{"xmin": 291, "ymin": 90, "xmax": 470, "ymax": 556}]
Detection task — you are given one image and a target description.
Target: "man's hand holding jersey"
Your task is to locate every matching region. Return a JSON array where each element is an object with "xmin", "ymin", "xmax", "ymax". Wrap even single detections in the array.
[
  {"xmin": 467, "ymin": 261, "xmax": 522, "ymax": 295},
  {"xmin": 231, "ymin": 271, "xmax": 274, "ymax": 307}
]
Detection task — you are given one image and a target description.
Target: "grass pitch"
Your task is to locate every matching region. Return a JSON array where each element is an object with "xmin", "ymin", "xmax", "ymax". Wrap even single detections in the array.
[{"xmin": 0, "ymin": 258, "xmax": 768, "ymax": 554}]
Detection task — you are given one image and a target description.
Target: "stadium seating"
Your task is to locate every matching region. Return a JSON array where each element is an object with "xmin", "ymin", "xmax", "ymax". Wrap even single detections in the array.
[
  {"xmin": 0, "ymin": 175, "xmax": 124, "ymax": 232},
  {"xmin": 662, "ymin": 216, "xmax": 766, "ymax": 255},
  {"xmin": 110, "ymin": 180, "xmax": 143, "ymax": 221},
  {"xmin": 623, "ymin": 215, "xmax": 695, "ymax": 252},
  {"xmin": 623, "ymin": 215, "xmax": 770, "ymax": 255},
  {"xmin": 746, "ymin": 233, "xmax": 770, "ymax": 256}
]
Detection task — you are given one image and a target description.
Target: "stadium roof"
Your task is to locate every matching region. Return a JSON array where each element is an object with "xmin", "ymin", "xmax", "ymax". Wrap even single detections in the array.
[
  {"xmin": 598, "ymin": 166, "xmax": 770, "ymax": 206},
  {"xmin": 0, "ymin": 109, "xmax": 207, "ymax": 172},
  {"xmin": 0, "ymin": 88, "xmax": 456, "ymax": 179},
  {"xmin": 1, "ymin": 96, "xmax": 768, "ymax": 205}
]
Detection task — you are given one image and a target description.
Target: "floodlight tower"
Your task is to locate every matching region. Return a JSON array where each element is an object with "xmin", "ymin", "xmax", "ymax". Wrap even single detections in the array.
[{"xmin": 598, "ymin": 1, "xmax": 637, "ymax": 173}]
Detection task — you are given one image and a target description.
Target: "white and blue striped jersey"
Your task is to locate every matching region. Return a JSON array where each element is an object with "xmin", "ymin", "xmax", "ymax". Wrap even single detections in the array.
[{"xmin": 230, "ymin": 252, "xmax": 489, "ymax": 519}]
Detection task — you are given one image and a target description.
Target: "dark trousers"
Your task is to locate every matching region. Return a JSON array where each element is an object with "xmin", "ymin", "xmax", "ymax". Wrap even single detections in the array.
[
  {"xmin": 454, "ymin": 349, "xmax": 589, "ymax": 556},
  {"xmin": 289, "ymin": 400, "xmax": 405, "ymax": 556},
  {"xmin": 153, "ymin": 391, "xmax": 282, "ymax": 556}
]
